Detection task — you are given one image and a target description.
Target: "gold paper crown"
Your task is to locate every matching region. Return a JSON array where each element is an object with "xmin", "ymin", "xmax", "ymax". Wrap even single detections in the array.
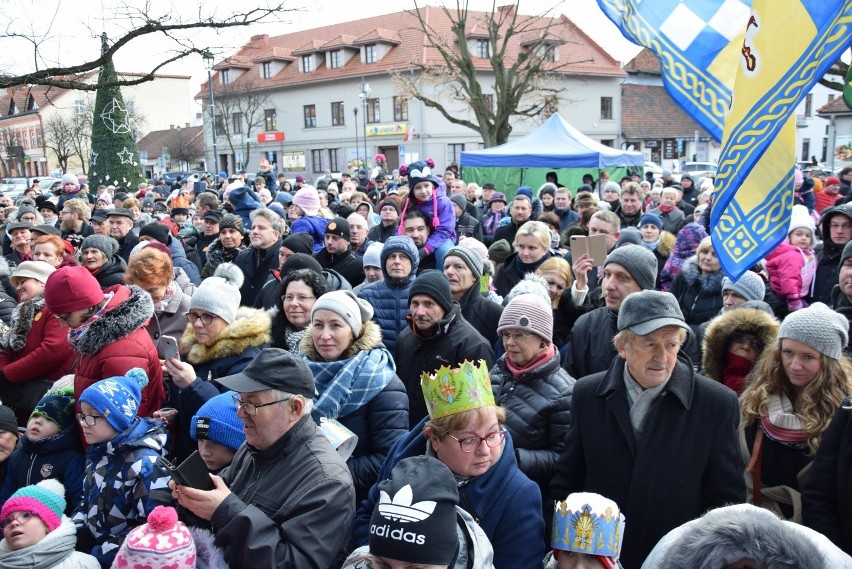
[{"xmin": 420, "ymin": 360, "xmax": 494, "ymax": 419}]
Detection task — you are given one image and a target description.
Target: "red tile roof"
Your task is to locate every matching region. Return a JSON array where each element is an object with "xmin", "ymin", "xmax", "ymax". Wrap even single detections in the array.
[
  {"xmin": 622, "ymin": 83, "xmax": 713, "ymax": 140},
  {"xmin": 195, "ymin": 7, "xmax": 624, "ymax": 99},
  {"xmin": 624, "ymin": 48, "xmax": 661, "ymax": 75},
  {"xmin": 137, "ymin": 126, "xmax": 203, "ymax": 159},
  {"xmin": 817, "ymin": 95, "xmax": 851, "ymax": 115}
]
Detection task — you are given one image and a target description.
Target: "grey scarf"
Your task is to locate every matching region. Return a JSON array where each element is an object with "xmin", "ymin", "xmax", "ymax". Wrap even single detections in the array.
[
  {"xmin": 624, "ymin": 365, "xmax": 667, "ymax": 434},
  {"xmin": 0, "ymin": 532, "xmax": 75, "ymax": 569}
]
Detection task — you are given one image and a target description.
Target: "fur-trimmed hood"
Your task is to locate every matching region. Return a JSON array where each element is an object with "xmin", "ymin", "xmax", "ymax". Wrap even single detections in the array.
[
  {"xmin": 701, "ymin": 307, "xmax": 779, "ymax": 382},
  {"xmin": 301, "ymin": 319, "xmax": 383, "ymax": 361},
  {"xmin": 646, "ymin": 504, "xmax": 848, "ymax": 569},
  {"xmin": 679, "ymin": 256, "xmax": 725, "ymax": 291},
  {"xmin": 74, "ymin": 285, "xmax": 153, "ymax": 355},
  {"xmin": 180, "ymin": 306, "xmax": 271, "ymax": 366}
]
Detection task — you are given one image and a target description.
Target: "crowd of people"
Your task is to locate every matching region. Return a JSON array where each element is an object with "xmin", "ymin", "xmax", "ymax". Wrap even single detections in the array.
[{"xmin": 0, "ymin": 161, "xmax": 851, "ymax": 568}]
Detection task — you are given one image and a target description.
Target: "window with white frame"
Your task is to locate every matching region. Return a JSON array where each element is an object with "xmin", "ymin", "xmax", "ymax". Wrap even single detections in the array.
[
  {"xmin": 261, "ymin": 61, "xmax": 273, "ymax": 79},
  {"xmin": 475, "ymin": 39, "xmax": 490, "ymax": 59},
  {"xmin": 329, "ymin": 50, "xmax": 342, "ymax": 69},
  {"xmin": 302, "ymin": 55, "xmax": 315, "ymax": 72},
  {"xmin": 364, "ymin": 44, "xmax": 377, "ymax": 64},
  {"xmin": 220, "ymin": 69, "xmax": 231, "ymax": 85}
]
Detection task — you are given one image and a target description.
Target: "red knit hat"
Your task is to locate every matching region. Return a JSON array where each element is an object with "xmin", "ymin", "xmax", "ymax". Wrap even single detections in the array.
[
  {"xmin": 44, "ymin": 265, "xmax": 104, "ymax": 314},
  {"xmin": 826, "ymin": 176, "xmax": 841, "ymax": 186}
]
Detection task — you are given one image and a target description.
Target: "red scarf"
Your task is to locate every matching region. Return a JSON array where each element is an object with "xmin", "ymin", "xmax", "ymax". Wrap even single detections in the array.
[
  {"xmin": 658, "ymin": 201, "xmax": 676, "ymax": 213},
  {"xmin": 721, "ymin": 352, "xmax": 754, "ymax": 394},
  {"xmin": 505, "ymin": 343, "xmax": 556, "ymax": 377}
]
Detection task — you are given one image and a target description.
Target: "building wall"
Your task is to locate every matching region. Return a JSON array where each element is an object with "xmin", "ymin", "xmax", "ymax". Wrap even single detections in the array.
[
  {"xmin": 204, "ymin": 72, "xmax": 623, "ymax": 176},
  {"xmin": 794, "ymin": 83, "xmax": 836, "ymax": 166}
]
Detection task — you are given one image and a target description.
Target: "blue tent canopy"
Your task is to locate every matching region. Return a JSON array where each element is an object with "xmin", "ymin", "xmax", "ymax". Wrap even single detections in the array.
[{"xmin": 459, "ymin": 113, "xmax": 644, "ymax": 169}]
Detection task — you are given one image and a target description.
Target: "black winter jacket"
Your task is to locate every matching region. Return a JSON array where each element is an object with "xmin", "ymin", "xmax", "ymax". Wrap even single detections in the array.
[
  {"xmin": 313, "ymin": 247, "xmax": 364, "ymax": 288},
  {"xmin": 93, "ymin": 255, "xmax": 127, "ymax": 290},
  {"xmin": 563, "ymin": 307, "xmax": 618, "ymax": 379},
  {"xmin": 395, "ymin": 304, "xmax": 494, "ymax": 427},
  {"xmin": 490, "ymin": 352, "xmax": 575, "ymax": 489},
  {"xmin": 551, "ymin": 356, "xmax": 746, "ymax": 569},
  {"xmin": 233, "ymin": 238, "xmax": 282, "ymax": 307},
  {"xmin": 457, "ymin": 282, "xmax": 503, "ymax": 345},
  {"xmin": 668, "ymin": 257, "xmax": 725, "ymax": 327},
  {"xmin": 803, "ymin": 398, "xmax": 852, "ymax": 555}
]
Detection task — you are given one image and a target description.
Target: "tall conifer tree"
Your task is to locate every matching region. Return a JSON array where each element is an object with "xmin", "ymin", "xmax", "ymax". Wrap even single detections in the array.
[{"xmin": 88, "ymin": 33, "xmax": 145, "ymax": 188}]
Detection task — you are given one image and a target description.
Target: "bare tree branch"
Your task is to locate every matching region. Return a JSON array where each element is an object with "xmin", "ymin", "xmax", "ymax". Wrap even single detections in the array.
[
  {"xmin": 212, "ymin": 80, "xmax": 271, "ymax": 168},
  {"xmin": 394, "ymin": 0, "xmax": 590, "ymax": 147},
  {"xmin": 0, "ymin": 3, "xmax": 296, "ymax": 90}
]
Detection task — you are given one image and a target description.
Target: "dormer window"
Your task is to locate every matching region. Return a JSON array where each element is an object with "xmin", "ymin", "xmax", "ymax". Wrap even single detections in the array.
[
  {"xmin": 262, "ymin": 61, "xmax": 273, "ymax": 79},
  {"xmin": 220, "ymin": 69, "xmax": 231, "ymax": 85},
  {"xmin": 475, "ymin": 39, "xmax": 490, "ymax": 59},
  {"xmin": 75, "ymin": 99, "xmax": 86, "ymax": 116},
  {"xmin": 8, "ymin": 100, "xmax": 17, "ymax": 115},
  {"xmin": 302, "ymin": 55, "xmax": 315, "ymax": 72},
  {"xmin": 329, "ymin": 50, "xmax": 342, "ymax": 69},
  {"xmin": 26, "ymin": 95, "xmax": 38, "ymax": 111},
  {"xmin": 364, "ymin": 44, "xmax": 377, "ymax": 64}
]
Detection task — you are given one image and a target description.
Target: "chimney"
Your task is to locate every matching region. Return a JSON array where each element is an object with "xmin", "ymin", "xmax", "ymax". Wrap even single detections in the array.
[
  {"xmin": 169, "ymin": 124, "xmax": 175, "ymax": 130},
  {"xmin": 185, "ymin": 122, "xmax": 190, "ymax": 128}
]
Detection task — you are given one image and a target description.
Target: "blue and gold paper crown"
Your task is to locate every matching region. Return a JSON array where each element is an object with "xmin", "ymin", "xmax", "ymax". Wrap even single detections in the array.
[
  {"xmin": 420, "ymin": 360, "xmax": 494, "ymax": 419},
  {"xmin": 552, "ymin": 493, "xmax": 625, "ymax": 559}
]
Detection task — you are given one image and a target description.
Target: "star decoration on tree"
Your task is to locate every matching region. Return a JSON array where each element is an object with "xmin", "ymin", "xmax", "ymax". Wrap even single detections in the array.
[
  {"xmin": 117, "ymin": 147, "xmax": 134, "ymax": 164},
  {"xmin": 91, "ymin": 151, "xmax": 98, "ymax": 166},
  {"xmin": 100, "ymin": 98, "xmax": 131, "ymax": 135}
]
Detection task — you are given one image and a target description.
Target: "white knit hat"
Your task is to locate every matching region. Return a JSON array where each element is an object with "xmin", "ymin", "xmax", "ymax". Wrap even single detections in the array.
[{"xmin": 788, "ymin": 204, "xmax": 815, "ymax": 246}]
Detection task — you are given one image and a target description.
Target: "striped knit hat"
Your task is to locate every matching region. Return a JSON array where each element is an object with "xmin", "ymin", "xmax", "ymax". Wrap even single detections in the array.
[{"xmin": 1, "ymin": 479, "xmax": 66, "ymax": 532}]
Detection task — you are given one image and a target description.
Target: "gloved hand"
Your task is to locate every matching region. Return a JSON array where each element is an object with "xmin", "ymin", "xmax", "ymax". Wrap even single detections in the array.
[{"xmin": 418, "ymin": 247, "xmax": 428, "ymax": 260}]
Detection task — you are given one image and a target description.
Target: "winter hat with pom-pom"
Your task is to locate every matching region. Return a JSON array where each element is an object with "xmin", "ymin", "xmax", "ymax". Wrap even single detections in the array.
[
  {"xmin": 498, "ymin": 293, "xmax": 553, "ymax": 342},
  {"xmin": 0, "ymin": 479, "xmax": 66, "ymax": 532},
  {"xmin": 190, "ymin": 263, "xmax": 244, "ymax": 324},
  {"xmin": 503, "ymin": 273, "xmax": 551, "ymax": 306},
  {"xmin": 788, "ymin": 204, "xmax": 815, "ymax": 246},
  {"xmin": 78, "ymin": 368, "xmax": 149, "ymax": 432},
  {"xmin": 111, "ymin": 506, "xmax": 196, "ymax": 569}
]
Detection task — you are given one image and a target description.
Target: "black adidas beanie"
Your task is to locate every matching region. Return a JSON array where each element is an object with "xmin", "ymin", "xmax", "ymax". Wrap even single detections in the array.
[
  {"xmin": 409, "ymin": 270, "xmax": 453, "ymax": 314},
  {"xmin": 369, "ymin": 456, "xmax": 459, "ymax": 565}
]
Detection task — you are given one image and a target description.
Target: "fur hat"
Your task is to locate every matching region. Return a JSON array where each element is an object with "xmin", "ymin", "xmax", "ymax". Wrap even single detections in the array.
[
  {"xmin": 79, "ymin": 368, "xmax": 149, "ymax": 433},
  {"xmin": 409, "ymin": 270, "xmax": 453, "ymax": 314},
  {"xmin": 445, "ymin": 245, "xmax": 483, "ymax": 280},
  {"xmin": 779, "ymin": 302, "xmax": 848, "ymax": 360},
  {"xmin": 498, "ymin": 293, "xmax": 553, "ymax": 342},
  {"xmin": 190, "ymin": 391, "xmax": 245, "ymax": 452},
  {"xmin": 112, "ymin": 506, "xmax": 196, "ymax": 569},
  {"xmin": 80, "ymin": 234, "xmax": 119, "ymax": 259},
  {"xmin": 30, "ymin": 387, "xmax": 75, "ymax": 433},
  {"xmin": 605, "ymin": 244, "xmax": 658, "ymax": 291},
  {"xmin": 44, "ymin": 265, "xmax": 104, "ymax": 314},
  {"xmin": 10, "ymin": 260, "xmax": 55, "ymax": 287},
  {"xmin": 721, "ymin": 272, "xmax": 765, "ymax": 303},
  {"xmin": 369, "ymin": 457, "xmax": 459, "ymax": 565},
  {"xmin": 0, "ymin": 479, "xmax": 66, "ymax": 532},
  {"xmin": 191, "ymin": 263, "xmax": 244, "ymax": 324},
  {"xmin": 292, "ymin": 186, "xmax": 320, "ymax": 216},
  {"xmin": 311, "ymin": 290, "xmax": 374, "ymax": 336}
]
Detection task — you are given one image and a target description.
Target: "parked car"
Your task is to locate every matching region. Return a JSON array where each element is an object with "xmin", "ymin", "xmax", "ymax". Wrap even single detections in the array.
[{"xmin": 681, "ymin": 162, "xmax": 718, "ymax": 177}]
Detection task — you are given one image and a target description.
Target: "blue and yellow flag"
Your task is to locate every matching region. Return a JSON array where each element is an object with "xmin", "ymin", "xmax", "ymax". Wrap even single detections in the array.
[{"xmin": 599, "ymin": 0, "xmax": 852, "ymax": 278}]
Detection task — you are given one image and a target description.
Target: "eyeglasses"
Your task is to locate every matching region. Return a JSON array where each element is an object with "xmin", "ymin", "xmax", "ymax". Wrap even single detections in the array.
[
  {"xmin": 54, "ymin": 312, "xmax": 71, "ymax": 322},
  {"xmin": 447, "ymin": 430, "xmax": 506, "ymax": 453},
  {"xmin": 830, "ymin": 223, "xmax": 852, "ymax": 230},
  {"xmin": 186, "ymin": 312, "xmax": 216, "ymax": 325},
  {"xmin": 731, "ymin": 332, "xmax": 764, "ymax": 351},
  {"xmin": 232, "ymin": 393, "xmax": 291, "ymax": 416},
  {"xmin": 0, "ymin": 511, "xmax": 38, "ymax": 530},
  {"xmin": 77, "ymin": 412, "xmax": 103, "ymax": 427},
  {"xmin": 282, "ymin": 294, "xmax": 315, "ymax": 304},
  {"xmin": 499, "ymin": 331, "xmax": 532, "ymax": 343}
]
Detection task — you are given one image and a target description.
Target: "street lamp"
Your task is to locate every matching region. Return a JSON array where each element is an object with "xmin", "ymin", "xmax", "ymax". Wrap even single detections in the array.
[
  {"xmin": 353, "ymin": 106, "xmax": 359, "ymax": 172},
  {"xmin": 359, "ymin": 80, "xmax": 370, "ymax": 172},
  {"xmin": 203, "ymin": 50, "xmax": 218, "ymax": 174}
]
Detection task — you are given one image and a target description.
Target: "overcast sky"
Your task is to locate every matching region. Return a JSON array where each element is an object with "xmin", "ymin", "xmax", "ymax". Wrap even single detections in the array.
[{"xmin": 2, "ymin": 0, "xmax": 641, "ymax": 92}]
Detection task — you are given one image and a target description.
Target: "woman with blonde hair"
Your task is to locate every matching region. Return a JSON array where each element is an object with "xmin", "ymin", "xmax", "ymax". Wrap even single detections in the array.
[
  {"xmin": 739, "ymin": 303, "xmax": 852, "ymax": 522},
  {"xmin": 493, "ymin": 220, "xmax": 553, "ymax": 297},
  {"xmin": 535, "ymin": 256, "xmax": 583, "ymax": 348}
]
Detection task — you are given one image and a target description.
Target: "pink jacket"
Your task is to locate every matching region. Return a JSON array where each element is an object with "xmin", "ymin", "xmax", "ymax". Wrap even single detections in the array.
[{"xmin": 764, "ymin": 242, "xmax": 814, "ymax": 310}]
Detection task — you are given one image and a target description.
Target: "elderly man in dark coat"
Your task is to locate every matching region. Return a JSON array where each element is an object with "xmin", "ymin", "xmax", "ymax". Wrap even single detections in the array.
[{"xmin": 551, "ymin": 290, "xmax": 745, "ymax": 569}]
